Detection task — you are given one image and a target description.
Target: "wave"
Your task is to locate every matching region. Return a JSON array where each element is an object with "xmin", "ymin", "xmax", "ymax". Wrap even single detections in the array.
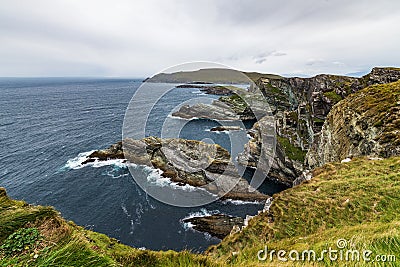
[
  {"xmin": 180, "ymin": 208, "xmax": 221, "ymax": 230},
  {"xmin": 191, "ymin": 90, "xmax": 208, "ymax": 96},
  {"xmin": 166, "ymin": 113, "xmax": 200, "ymax": 121},
  {"xmin": 64, "ymin": 152, "xmax": 208, "ymax": 194},
  {"xmin": 142, "ymin": 164, "xmax": 207, "ymax": 193},
  {"xmin": 221, "ymin": 199, "xmax": 263, "ymax": 205},
  {"xmin": 63, "ymin": 151, "xmax": 128, "ymax": 170}
]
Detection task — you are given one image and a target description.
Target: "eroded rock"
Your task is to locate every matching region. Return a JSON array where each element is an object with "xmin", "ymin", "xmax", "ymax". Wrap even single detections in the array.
[
  {"xmin": 84, "ymin": 137, "xmax": 269, "ymax": 201},
  {"xmin": 183, "ymin": 214, "xmax": 244, "ymax": 239}
]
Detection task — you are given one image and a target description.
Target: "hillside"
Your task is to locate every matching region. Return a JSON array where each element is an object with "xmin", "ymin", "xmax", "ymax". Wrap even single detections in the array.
[
  {"xmin": 147, "ymin": 68, "xmax": 281, "ymax": 83},
  {"xmin": 0, "ymin": 187, "xmax": 216, "ymax": 266},
  {"xmin": 208, "ymin": 156, "xmax": 400, "ymax": 266}
]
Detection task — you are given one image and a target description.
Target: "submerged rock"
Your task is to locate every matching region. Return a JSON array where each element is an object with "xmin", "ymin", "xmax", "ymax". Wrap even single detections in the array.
[
  {"xmin": 183, "ymin": 214, "xmax": 244, "ymax": 239},
  {"xmin": 84, "ymin": 137, "xmax": 269, "ymax": 201}
]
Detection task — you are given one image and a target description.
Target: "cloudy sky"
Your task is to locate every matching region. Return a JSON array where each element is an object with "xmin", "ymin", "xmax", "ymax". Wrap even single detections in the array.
[{"xmin": 1, "ymin": 0, "xmax": 399, "ymax": 77}]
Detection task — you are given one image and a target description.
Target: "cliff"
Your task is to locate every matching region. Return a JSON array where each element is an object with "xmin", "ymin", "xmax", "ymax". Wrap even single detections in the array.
[
  {"xmin": 306, "ymin": 80, "xmax": 400, "ymax": 168},
  {"xmin": 238, "ymin": 67, "xmax": 400, "ymax": 185},
  {"xmin": 208, "ymin": 156, "xmax": 400, "ymax": 266}
]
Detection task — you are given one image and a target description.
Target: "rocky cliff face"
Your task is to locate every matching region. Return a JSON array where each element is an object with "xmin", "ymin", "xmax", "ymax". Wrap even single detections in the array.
[
  {"xmin": 238, "ymin": 67, "xmax": 400, "ymax": 185},
  {"xmin": 306, "ymin": 80, "xmax": 400, "ymax": 168}
]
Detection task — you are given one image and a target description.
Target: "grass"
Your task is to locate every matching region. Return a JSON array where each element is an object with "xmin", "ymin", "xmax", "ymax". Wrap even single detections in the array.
[
  {"xmin": 0, "ymin": 187, "xmax": 218, "ymax": 267},
  {"xmin": 208, "ymin": 156, "xmax": 400, "ymax": 266},
  {"xmin": 277, "ymin": 136, "xmax": 307, "ymax": 162},
  {"xmin": 323, "ymin": 91, "xmax": 343, "ymax": 104}
]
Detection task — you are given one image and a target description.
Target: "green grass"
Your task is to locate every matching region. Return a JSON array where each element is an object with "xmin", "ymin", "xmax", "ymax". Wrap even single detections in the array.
[
  {"xmin": 277, "ymin": 136, "xmax": 307, "ymax": 162},
  {"xmin": 0, "ymin": 187, "xmax": 218, "ymax": 267},
  {"xmin": 323, "ymin": 91, "xmax": 343, "ymax": 104}
]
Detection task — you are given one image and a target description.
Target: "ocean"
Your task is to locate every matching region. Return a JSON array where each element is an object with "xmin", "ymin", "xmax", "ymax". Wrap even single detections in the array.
[{"xmin": 0, "ymin": 78, "xmax": 286, "ymax": 252}]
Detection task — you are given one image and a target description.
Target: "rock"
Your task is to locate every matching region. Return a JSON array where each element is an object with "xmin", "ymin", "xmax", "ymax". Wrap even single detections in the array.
[
  {"xmin": 199, "ymin": 86, "xmax": 234, "ymax": 95},
  {"xmin": 84, "ymin": 137, "xmax": 269, "ymax": 201},
  {"xmin": 239, "ymin": 67, "xmax": 400, "ymax": 186},
  {"xmin": 172, "ymin": 102, "xmax": 240, "ymax": 121},
  {"xmin": 176, "ymin": 84, "xmax": 234, "ymax": 95},
  {"xmin": 183, "ymin": 214, "xmax": 244, "ymax": 239},
  {"xmin": 237, "ymin": 116, "xmax": 301, "ymax": 186},
  {"xmin": 82, "ymin": 141, "xmax": 124, "ymax": 164},
  {"xmin": 210, "ymin": 126, "xmax": 242, "ymax": 132},
  {"xmin": 306, "ymin": 80, "xmax": 400, "ymax": 169},
  {"xmin": 172, "ymin": 91, "xmax": 269, "ymax": 121}
]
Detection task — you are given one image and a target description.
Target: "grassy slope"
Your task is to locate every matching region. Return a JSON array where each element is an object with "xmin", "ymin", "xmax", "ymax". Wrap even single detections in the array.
[
  {"xmin": 2, "ymin": 156, "xmax": 399, "ymax": 266},
  {"xmin": 208, "ymin": 156, "xmax": 400, "ymax": 266},
  {"xmin": 0, "ymin": 188, "xmax": 217, "ymax": 267}
]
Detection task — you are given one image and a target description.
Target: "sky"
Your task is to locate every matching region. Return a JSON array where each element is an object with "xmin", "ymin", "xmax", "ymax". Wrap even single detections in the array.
[{"xmin": 1, "ymin": 0, "xmax": 399, "ymax": 78}]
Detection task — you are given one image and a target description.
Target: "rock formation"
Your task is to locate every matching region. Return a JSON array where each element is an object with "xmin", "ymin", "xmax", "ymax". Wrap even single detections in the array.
[
  {"xmin": 83, "ymin": 137, "xmax": 269, "ymax": 201},
  {"xmin": 306, "ymin": 80, "xmax": 400, "ymax": 168},
  {"xmin": 183, "ymin": 214, "xmax": 244, "ymax": 239},
  {"xmin": 176, "ymin": 84, "xmax": 234, "ymax": 95},
  {"xmin": 238, "ymin": 67, "xmax": 400, "ymax": 185}
]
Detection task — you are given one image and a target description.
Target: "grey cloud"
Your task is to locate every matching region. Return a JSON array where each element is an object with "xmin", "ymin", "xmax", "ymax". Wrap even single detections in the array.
[{"xmin": 0, "ymin": 0, "xmax": 399, "ymax": 77}]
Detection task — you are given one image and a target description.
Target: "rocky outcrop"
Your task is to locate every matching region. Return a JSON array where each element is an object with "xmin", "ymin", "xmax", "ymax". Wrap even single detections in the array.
[
  {"xmin": 183, "ymin": 214, "xmax": 244, "ymax": 239},
  {"xmin": 306, "ymin": 80, "xmax": 400, "ymax": 169},
  {"xmin": 172, "ymin": 90, "xmax": 269, "ymax": 121},
  {"xmin": 210, "ymin": 126, "xmax": 242, "ymax": 132},
  {"xmin": 84, "ymin": 137, "xmax": 269, "ymax": 201},
  {"xmin": 254, "ymin": 67, "xmax": 400, "ymax": 152},
  {"xmin": 176, "ymin": 84, "xmax": 234, "ymax": 95},
  {"xmin": 237, "ymin": 116, "xmax": 302, "ymax": 186}
]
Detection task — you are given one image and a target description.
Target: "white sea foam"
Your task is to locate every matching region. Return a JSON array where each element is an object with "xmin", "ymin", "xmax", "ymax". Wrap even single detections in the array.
[
  {"xmin": 180, "ymin": 208, "xmax": 221, "ymax": 230},
  {"xmin": 222, "ymin": 199, "xmax": 263, "ymax": 205},
  {"xmin": 64, "ymin": 151, "xmax": 128, "ymax": 170},
  {"xmin": 64, "ymin": 151, "xmax": 95, "ymax": 170},
  {"xmin": 191, "ymin": 90, "xmax": 207, "ymax": 96},
  {"xmin": 142, "ymin": 165, "xmax": 201, "ymax": 192},
  {"xmin": 65, "ymin": 152, "xmax": 209, "ymax": 193},
  {"xmin": 204, "ymin": 129, "xmax": 228, "ymax": 134},
  {"xmin": 166, "ymin": 114, "xmax": 200, "ymax": 121}
]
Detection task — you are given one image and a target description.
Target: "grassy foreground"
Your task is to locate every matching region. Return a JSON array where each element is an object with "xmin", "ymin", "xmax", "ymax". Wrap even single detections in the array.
[
  {"xmin": 0, "ymin": 188, "xmax": 216, "ymax": 267},
  {"xmin": 1, "ymin": 156, "xmax": 400, "ymax": 266},
  {"xmin": 208, "ymin": 156, "xmax": 400, "ymax": 266}
]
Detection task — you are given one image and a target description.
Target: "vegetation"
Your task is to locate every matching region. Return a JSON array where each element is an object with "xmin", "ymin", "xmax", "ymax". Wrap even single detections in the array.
[
  {"xmin": 1, "ymin": 155, "xmax": 400, "ymax": 266},
  {"xmin": 348, "ymin": 80, "xmax": 400, "ymax": 146},
  {"xmin": 277, "ymin": 136, "xmax": 307, "ymax": 162},
  {"xmin": 1, "ymin": 228, "xmax": 41, "ymax": 256},
  {"xmin": 0, "ymin": 187, "xmax": 217, "ymax": 267},
  {"xmin": 208, "ymin": 156, "xmax": 400, "ymax": 266},
  {"xmin": 323, "ymin": 90, "xmax": 343, "ymax": 104},
  {"xmin": 219, "ymin": 93, "xmax": 248, "ymax": 113}
]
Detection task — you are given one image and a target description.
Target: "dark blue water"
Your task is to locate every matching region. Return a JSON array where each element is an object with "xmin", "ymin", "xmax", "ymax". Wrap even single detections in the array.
[{"xmin": 0, "ymin": 78, "xmax": 285, "ymax": 252}]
